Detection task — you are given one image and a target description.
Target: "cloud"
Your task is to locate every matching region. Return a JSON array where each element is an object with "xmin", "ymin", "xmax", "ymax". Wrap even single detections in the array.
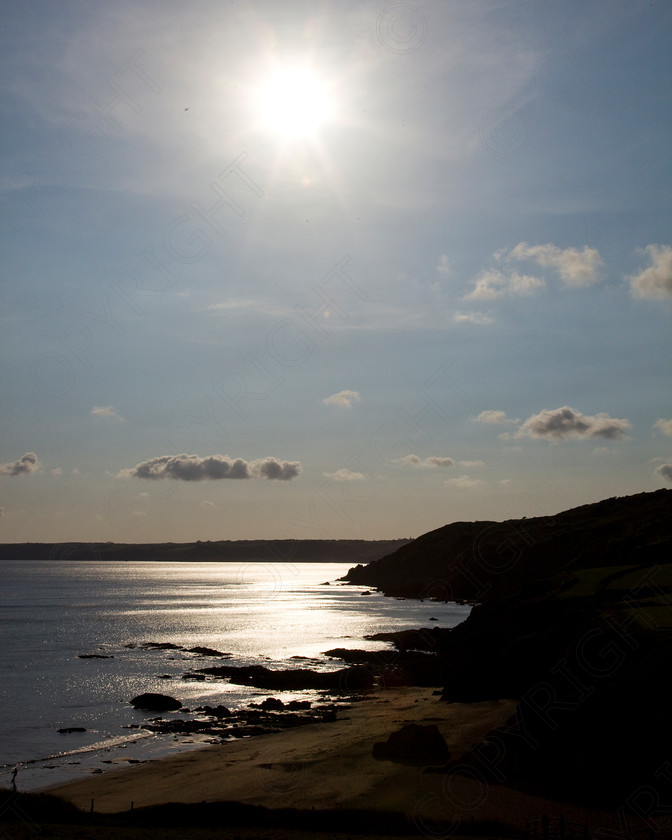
[
  {"xmin": 459, "ymin": 460, "xmax": 485, "ymax": 468},
  {"xmin": 118, "ymin": 454, "xmax": 302, "ymax": 481},
  {"xmin": 473, "ymin": 410, "xmax": 519, "ymax": 425},
  {"xmin": 393, "ymin": 454, "xmax": 455, "ymax": 468},
  {"xmin": 322, "ymin": 390, "xmax": 361, "ymax": 408},
  {"xmin": 51, "ymin": 468, "xmax": 63, "ymax": 477},
  {"xmin": 653, "ymin": 419, "xmax": 672, "ymax": 438},
  {"xmin": 0, "ymin": 452, "xmax": 41, "ymax": 476},
  {"xmin": 465, "ymin": 268, "xmax": 545, "ymax": 300},
  {"xmin": 322, "ymin": 468, "xmax": 366, "ymax": 481},
  {"xmin": 91, "ymin": 405, "xmax": 125, "ymax": 421},
  {"xmin": 508, "ymin": 242, "xmax": 603, "ymax": 287},
  {"xmin": 200, "ymin": 500, "xmax": 216, "ymax": 508},
  {"xmin": 436, "ymin": 255, "xmax": 451, "ymax": 274},
  {"xmin": 452, "ymin": 310, "xmax": 495, "ymax": 325},
  {"xmin": 445, "ymin": 474, "xmax": 483, "ymax": 489},
  {"xmin": 655, "ymin": 462, "xmax": 672, "ymax": 483},
  {"xmin": 629, "ymin": 245, "xmax": 672, "ymax": 300},
  {"xmin": 518, "ymin": 406, "xmax": 631, "ymax": 441}
]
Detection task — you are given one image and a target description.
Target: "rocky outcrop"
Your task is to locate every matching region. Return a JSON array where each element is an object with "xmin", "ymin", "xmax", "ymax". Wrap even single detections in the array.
[
  {"xmin": 130, "ymin": 693, "xmax": 182, "ymax": 712},
  {"xmin": 372, "ymin": 724, "xmax": 449, "ymax": 765}
]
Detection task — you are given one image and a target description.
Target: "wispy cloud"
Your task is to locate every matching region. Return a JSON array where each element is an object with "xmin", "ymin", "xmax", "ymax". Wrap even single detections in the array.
[
  {"xmin": 654, "ymin": 418, "xmax": 672, "ymax": 438},
  {"xmin": 452, "ymin": 310, "xmax": 494, "ymax": 325},
  {"xmin": 322, "ymin": 390, "xmax": 361, "ymax": 408},
  {"xmin": 436, "ymin": 254, "xmax": 451, "ymax": 274},
  {"xmin": 629, "ymin": 245, "xmax": 672, "ymax": 300},
  {"xmin": 507, "ymin": 242, "xmax": 603, "ymax": 287},
  {"xmin": 473, "ymin": 410, "xmax": 519, "ymax": 425},
  {"xmin": 465, "ymin": 268, "xmax": 545, "ymax": 300},
  {"xmin": 655, "ymin": 461, "xmax": 672, "ymax": 483},
  {"xmin": 118, "ymin": 454, "xmax": 302, "ymax": 481},
  {"xmin": 393, "ymin": 454, "xmax": 455, "ymax": 468},
  {"xmin": 323, "ymin": 468, "xmax": 366, "ymax": 481},
  {"xmin": 0, "ymin": 452, "xmax": 41, "ymax": 476},
  {"xmin": 91, "ymin": 405, "xmax": 125, "ymax": 421},
  {"xmin": 445, "ymin": 474, "xmax": 483, "ymax": 489}
]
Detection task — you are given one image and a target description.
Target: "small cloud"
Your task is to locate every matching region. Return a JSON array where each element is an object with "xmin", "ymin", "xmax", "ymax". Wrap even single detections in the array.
[
  {"xmin": 653, "ymin": 418, "xmax": 672, "ymax": 438},
  {"xmin": 0, "ymin": 452, "xmax": 41, "ymax": 476},
  {"xmin": 452, "ymin": 310, "xmax": 495, "ymax": 325},
  {"xmin": 51, "ymin": 468, "xmax": 63, "ymax": 477},
  {"xmin": 499, "ymin": 479, "xmax": 512, "ymax": 487},
  {"xmin": 91, "ymin": 405, "xmax": 125, "ymax": 421},
  {"xmin": 445, "ymin": 474, "xmax": 483, "ymax": 489},
  {"xmin": 465, "ymin": 268, "xmax": 545, "ymax": 300},
  {"xmin": 200, "ymin": 500, "xmax": 216, "ymax": 508},
  {"xmin": 508, "ymin": 242, "xmax": 603, "ymax": 287},
  {"xmin": 323, "ymin": 468, "xmax": 366, "ymax": 481},
  {"xmin": 459, "ymin": 460, "xmax": 485, "ymax": 468},
  {"xmin": 629, "ymin": 245, "xmax": 672, "ymax": 300},
  {"xmin": 322, "ymin": 390, "xmax": 361, "ymax": 409},
  {"xmin": 655, "ymin": 461, "xmax": 672, "ymax": 483},
  {"xmin": 71, "ymin": 468, "xmax": 80, "ymax": 476},
  {"xmin": 393, "ymin": 455, "xmax": 455, "ymax": 468},
  {"xmin": 117, "ymin": 454, "xmax": 302, "ymax": 482},
  {"xmin": 436, "ymin": 254, "xmax": 451, "ymax": 274},
  {"xmin": 473, "ymin": 410, "xmax": 519, "ymax": 425},
  {"xmin": 518, "ymin": 406, "xmax": 631, "ymax": 441}
]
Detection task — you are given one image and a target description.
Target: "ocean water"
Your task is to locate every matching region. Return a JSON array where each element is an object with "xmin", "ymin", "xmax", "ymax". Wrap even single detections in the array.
[{"xmin": 0, "ymin": 559, "xmax": 471, "ymax": 791}]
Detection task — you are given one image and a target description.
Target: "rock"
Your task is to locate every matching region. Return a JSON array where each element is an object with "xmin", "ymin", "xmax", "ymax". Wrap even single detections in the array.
[
  {"xmin": 130, "ymin": 693, "xmax": 182, "ymax": 711},
  {"xmin": 58, "ymin": 727, "xmax": 87, "ymax": 733},
  {"xmin": 372, "ymin": 723, "xmax": 450, "ymax": 765},
  {"xmin": 259, "ymin": 697, "xmax": 284, "ymax": 711},
  {"xmin": 78, "ymin": 654, "xmax": 114, "ymax": 659},
  {"xmin": 186, "ymin": 646, "xmax": 232, "ymax": 657}
]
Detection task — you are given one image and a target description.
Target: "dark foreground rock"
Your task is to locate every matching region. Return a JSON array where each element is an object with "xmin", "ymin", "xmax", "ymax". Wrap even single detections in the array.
[
  {"xmin": 130, "ymin": 693, "xmax": 182, "ymax": 712},
  {"xmin": 193, "ymin": 663, "xmax": 375, "ymax": 692},
  {"xmin": 373, "ymin": 723, "xmax": 449, "ymax": 765}
]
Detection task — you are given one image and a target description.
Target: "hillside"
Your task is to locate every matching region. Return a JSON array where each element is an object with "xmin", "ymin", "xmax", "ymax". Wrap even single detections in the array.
[
  {"xmin": 0, "ymin": 539, "xmax": 409, "ymax": 564},
  {"xmin": 344, "ymin": 490, "xmax": 672, "ymax": 810}
]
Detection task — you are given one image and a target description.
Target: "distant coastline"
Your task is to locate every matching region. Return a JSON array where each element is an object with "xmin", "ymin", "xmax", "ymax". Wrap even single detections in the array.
[{"xmin": 0, "ymin": 539, "xmax": 410, "ymax": 564}]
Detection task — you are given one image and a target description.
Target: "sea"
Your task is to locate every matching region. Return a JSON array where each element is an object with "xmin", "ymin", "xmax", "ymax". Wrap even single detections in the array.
[{"xmin": 0, "ymin": 559, "xmax": 471, "ymax": 792}]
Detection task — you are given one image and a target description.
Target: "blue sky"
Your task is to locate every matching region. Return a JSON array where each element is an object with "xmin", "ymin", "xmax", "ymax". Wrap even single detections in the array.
[{"xmin": 1, "ymin": 0, "xmax": 671, "ymax": 542}]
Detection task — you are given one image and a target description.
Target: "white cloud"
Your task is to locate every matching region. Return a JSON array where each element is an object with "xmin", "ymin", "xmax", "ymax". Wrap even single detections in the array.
[
  {"xmin": 653, "ymin": 419, "xmax": 672, "ymax": 438},
  {"xmin": 473, "ymin": 410, "xmax": 519, "ymax": 425},
  {"xmin": 465, "ymin": 268, "xmax": 545, "ymax": 300},
  {"xmin": 436, "ymin": 254, "xmax": 451, "ymax": 274},
  {"xmin": 452, "ymin": 310, "xmax": 495, "ymax": 325},
  {"xmin": 508, "ymin": 242, "xmax": 603, "ymax": 287},
  {"xmin": 445, "ymin": 474, "xmax": 483, "ymax": 489},
  {"xmin": 118, "ymin": 454, "xmax": 302, "ymax": 481},
  {"xmin": 91, "ymin": 405, "xmax": 125, "ymax": 421},
  {"xmin": 518, "ymin": 406, "xmax": 631, "ymax": 441},
  {"xmin": 322, "ymin": 390, "xmax": 361, "ymax": 408},
  {"xmin": 393, "ymin": 454, "xmax": 455, "ymax": 468},
  {"xmin": 200, "ymin": 500, "xmax": 216, "ymax": 508},
  {"xmin": 0, "ymin": 452, "xmax": 41, "ymax": 476},
  {"xmin": 51, "ymin": 468, "xmax": 63, "ymax": 477},
  {"xmin": 322, "ymin": 468, "xmax": 366, "ymax": 481},
  {"xmin": 459, "ymin": 460, "xmax": 485, "ymax": 468},
  {"xmin": 655, "ymin": 461, "xmax": 672, "ymax": 483},
  {"xmin": 629, "ymin": 245, "xmax": 672, "ymax": 300}
]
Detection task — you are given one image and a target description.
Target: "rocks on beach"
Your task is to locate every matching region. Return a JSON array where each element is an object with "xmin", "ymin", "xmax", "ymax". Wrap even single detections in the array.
[{"xmin": 130, "ymin": 693, "xmax": 182, "ymax": 712}]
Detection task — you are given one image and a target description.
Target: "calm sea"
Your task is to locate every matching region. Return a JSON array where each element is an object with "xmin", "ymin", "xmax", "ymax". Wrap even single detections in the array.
[{"xmin": 0, "ymin": 560, "xmax": 470, "ymax": 791}]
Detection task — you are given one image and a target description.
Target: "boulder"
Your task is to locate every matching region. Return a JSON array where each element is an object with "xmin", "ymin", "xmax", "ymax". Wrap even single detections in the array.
[
  {"xmin": 130, "ymin": 693, "xmax": 182, "ymax": 711},
  {"xmin": 372, "ymin": 723, "xmax": 449, "ymax": 765}
]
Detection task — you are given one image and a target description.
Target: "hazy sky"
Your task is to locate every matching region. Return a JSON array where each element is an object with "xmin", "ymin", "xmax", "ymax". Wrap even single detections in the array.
[{"xmin": 1, "ymin": 0, "xmax": 671, "ymax": 543}]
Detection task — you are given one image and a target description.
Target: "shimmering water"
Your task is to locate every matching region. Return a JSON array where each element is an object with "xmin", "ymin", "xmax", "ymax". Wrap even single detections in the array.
[{"xmin": 0, "ymin": 560, "xmax": 470, "ymax": 790}]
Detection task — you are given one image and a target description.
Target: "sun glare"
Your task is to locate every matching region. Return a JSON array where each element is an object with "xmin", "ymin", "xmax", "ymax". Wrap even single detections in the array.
[{"xmin": 255, "ymin": 65, "xmax": 335, "ymax": 139}]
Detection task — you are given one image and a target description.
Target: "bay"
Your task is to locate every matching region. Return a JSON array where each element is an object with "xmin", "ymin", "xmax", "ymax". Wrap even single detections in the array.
[{"xmin": 0, "ymin": 559, "xmax": 470, "ymax": 790}]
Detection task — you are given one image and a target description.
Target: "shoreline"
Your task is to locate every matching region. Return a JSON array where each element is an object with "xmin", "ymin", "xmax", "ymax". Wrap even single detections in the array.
[{"xmin": 41, "ymin": 687, "xmax": 624, "ymax": 832}]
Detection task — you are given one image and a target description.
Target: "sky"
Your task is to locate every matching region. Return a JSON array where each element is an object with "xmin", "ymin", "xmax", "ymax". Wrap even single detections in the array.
[{"xmin": 1, "ymin": 0, "xmax": 671, "ymax": 543}]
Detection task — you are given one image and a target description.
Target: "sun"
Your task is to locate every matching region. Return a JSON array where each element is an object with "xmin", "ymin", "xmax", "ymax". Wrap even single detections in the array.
[{"xmin": 255, "ymin": 65, "xmax": 335, "ymax": 140}]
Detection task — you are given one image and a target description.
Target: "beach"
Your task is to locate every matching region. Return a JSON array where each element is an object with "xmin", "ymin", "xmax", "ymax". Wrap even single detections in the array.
[{"xmin": 41, "ymin": 687, "xmax": 625, "ymax": 834}]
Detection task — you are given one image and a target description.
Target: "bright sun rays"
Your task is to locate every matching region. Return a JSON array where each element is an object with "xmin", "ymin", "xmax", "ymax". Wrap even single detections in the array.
[{"xmin": 254, "ymin": 63, "xmax": 337, "ymax": 141}]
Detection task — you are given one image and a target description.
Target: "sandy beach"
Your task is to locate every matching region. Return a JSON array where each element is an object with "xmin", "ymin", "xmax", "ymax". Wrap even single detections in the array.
[{"xmin": 42, "ymin": 687, "xmax": 625, "ymax": 833}]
